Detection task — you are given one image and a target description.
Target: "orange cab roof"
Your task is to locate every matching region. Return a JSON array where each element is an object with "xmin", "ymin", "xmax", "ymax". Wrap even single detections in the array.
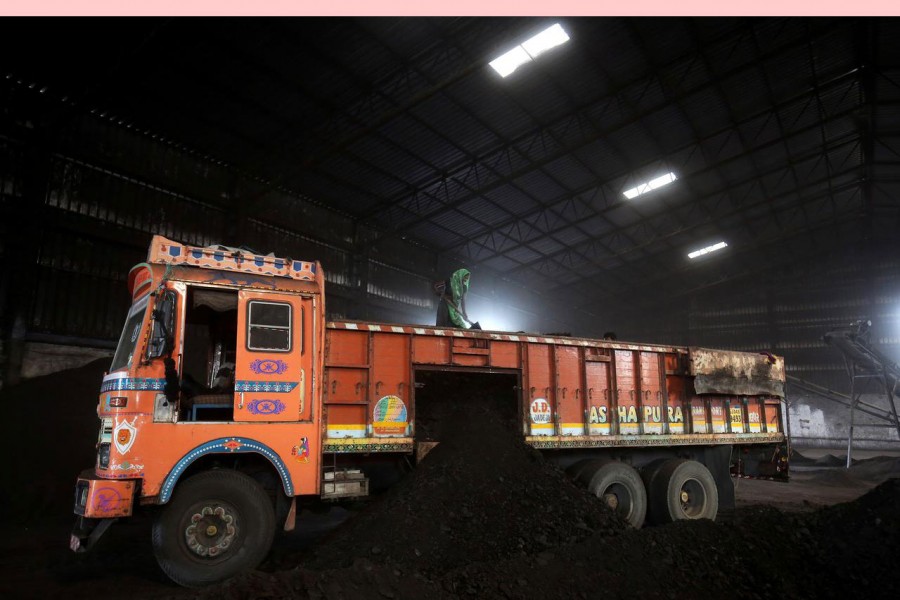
[{"xmin": 146, "ymin": 235, "xmax": 320, "ymax": 283}]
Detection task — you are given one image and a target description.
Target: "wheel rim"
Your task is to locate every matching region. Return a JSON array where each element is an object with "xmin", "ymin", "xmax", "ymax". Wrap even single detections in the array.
[
  {"xmin": 678, "ymin": 478, "xmax": 707, "ymax": 518},
  {"xmin": 184, "ymin": 504, "xmax": 237, "ymax": 558},
  {"xmin": 601, "ymin": 482, "xmax": 633, "ymax": 519}
]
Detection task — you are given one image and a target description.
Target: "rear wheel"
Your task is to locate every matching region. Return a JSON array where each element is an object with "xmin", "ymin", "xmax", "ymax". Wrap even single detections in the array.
[
  {"xmin": 647, "ymin": 459, "xmax": 718, "ymax": 523},
  {"xmin": 583, "ymin": 461, "xmax": 647, "ymax": 528},
  {"xmin": 152, "ymin": 470, "xmax": 276, "ymax": 587},
  {"xmin": 566, "ymin": 458, "xmax": 606, "ymax": 481}
]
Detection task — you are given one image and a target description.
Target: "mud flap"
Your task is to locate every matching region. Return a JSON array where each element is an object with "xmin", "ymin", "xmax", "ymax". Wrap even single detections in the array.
[
  {"xmin": 283, "ymin": 496, "xmax": 297, "ymax": 531},
  {"xmin": 70, "ymin": 516, "xmax": 117, "ymax": 553},
  {"xmin": 703, "ymin": 445, "xmax": 735, "ymax": 511}
]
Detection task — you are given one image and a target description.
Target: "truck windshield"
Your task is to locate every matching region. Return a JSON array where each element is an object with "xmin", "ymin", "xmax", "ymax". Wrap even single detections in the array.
[{"xmin": 109, "ymin": 295, "xmax": 150, "ymax": 373}]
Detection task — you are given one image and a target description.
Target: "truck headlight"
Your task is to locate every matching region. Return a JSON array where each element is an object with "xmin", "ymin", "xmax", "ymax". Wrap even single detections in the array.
[
  {"xmin": 74, "ymin": 481, "xmax": 89, "ymax": 515},
  {"xmin": 98, "ymin": 443, "xmax": 111, "ymax": 469}
]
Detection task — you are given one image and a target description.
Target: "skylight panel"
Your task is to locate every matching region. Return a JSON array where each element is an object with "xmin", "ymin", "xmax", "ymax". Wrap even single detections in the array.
[
  {"xmin": 521, "ymin": 24, "xmax": 570, "ymax": 59},
  {"xmin": 489, "ymin": 46, "xmax": 532, "ymax": 78},
  {"xmin": 489, "ymin": 23, "xmax": 570, "ymax": 78},
  {"xmin": 688, "ymin": 241, "xmax": 728, "ymax": 259},
  {"xmin": 623, "ymin": 172, "xmax": 677, "ymax": 200}
]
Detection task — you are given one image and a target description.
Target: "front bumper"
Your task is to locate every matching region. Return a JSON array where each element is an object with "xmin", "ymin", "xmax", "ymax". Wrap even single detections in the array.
[
  {"xmin": 73, "ymin": 469, "xmax": 136, "ymax": 518},
  {"xmin": 70, "ymin": 469, "xmax": 138, "ymax": 553}
]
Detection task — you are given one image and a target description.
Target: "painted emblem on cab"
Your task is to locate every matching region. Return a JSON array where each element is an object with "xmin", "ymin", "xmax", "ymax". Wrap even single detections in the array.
[
  {"xmin": 291, "ymin": 437, "xmax": 310, "ymax": 463},
  {"xmin": 250, "ymin": 359, "xmax": 289, "ymax": 375},
  {"xmin": 247, "ymin": 399, "xmax": 286, "ymax": 415},
  {"xmin": 113, "ymin": 418, "xmax": 137, "ymax": 454}
]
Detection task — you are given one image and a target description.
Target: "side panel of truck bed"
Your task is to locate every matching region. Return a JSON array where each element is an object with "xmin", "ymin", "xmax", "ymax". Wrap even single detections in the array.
[{"xmin": 323, "ymin": 322, "xmax": 785, "ymax": 453}]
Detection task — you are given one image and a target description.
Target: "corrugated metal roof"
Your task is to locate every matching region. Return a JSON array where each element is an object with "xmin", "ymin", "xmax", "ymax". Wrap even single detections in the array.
[{"xmin": 4, "ymin": 16, "xmax": 894, "ymax": 314}]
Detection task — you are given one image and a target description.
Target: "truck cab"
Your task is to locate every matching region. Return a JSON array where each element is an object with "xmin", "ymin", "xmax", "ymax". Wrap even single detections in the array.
[{"xmin": 71, "ymin": 236, "xmax": 325, "ymax": 586}]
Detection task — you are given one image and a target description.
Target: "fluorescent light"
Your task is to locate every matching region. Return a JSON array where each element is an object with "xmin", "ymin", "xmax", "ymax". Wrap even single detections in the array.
[
  {"xmin": 623, "ymin": 172, "xmax": 677, "ymax": 199},
  {"xmin": 490, "ymin": 23, "xmax": 570, "ymax": 78},
  {"xmin": 688, "ymin": 241, "xmax": 728, "ymax": 259},
  {"xmin": 489, "ymin": 46, "xmax": 532, "ymax": 78},
  {"xmin": 521, "ymin": 24, "xmax": 570, "ymax": 59}
]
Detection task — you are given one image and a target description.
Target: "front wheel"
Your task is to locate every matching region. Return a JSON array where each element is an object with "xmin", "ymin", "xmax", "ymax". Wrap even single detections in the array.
[{"xmin": 152, "ymin": 470, "xmax": 276, "ymax": 587}]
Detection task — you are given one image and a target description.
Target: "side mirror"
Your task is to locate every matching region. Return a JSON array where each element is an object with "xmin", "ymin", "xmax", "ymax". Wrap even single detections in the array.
[{"xmin": 148, "ymin": 291, "xmax": 176, "ymax": 359}]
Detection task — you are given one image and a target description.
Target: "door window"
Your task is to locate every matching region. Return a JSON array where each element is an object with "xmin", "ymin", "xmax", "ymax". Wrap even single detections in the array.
[{"xmin": 247, "ymin": 301, "xmax": 292, "ymax": 352}]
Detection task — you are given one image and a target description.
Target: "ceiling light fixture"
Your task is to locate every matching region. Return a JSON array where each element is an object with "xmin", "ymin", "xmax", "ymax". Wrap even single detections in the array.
[
  {"xmin": 489, "ymin": 23, "xmax": 570, "ymax": 78},
  {"xmin": 688, "ymin": 241, "xmax": 728, "ymax": 259},
  {"xmin": 623, "ymin": 172, "xmax": 677, "ymax": 199}
]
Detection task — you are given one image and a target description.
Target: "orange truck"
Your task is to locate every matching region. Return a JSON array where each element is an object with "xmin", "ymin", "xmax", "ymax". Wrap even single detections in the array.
[{"xmin": 71, "ymin": 235, "xmax": 788, "ymax": 587}]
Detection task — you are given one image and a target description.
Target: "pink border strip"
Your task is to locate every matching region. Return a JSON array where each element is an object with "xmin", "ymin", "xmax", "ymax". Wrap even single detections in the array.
[{"xmin": 2, "ymin": 2, "xmax": 899, "ymax": 16}]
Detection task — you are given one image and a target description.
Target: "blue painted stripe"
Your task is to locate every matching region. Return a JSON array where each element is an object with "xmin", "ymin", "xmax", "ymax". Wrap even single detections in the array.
[
  {"xmin": 236, "ymin": 380, "xmax": 299, "ymax": 393},
  {"xmin": 100, "ymin": 378, "xmax": 166, "ymax": 393},
  {"xmin": 159, "ymin": 437, "xmax": 294, "ymax": 503}
]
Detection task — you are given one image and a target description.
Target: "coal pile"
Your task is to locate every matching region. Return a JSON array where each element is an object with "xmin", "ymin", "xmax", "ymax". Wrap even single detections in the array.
[
  {"xmin": 201, "ymin": 374, "xmax": 900, "ymax": 600},
  {"xmin": 3, "ymin": 363, "xmax": 900, "ymax": 600},
  {"xmin": 305, "ymin": 372, "xmax": 626, "ymax": 574},
  {"xmin": 0, "ymin": 358, "xmax": 108, "ymax": 525},
  {"xmin": 809, "ymin": 477, "xmax": 900, "ymax": 597}
]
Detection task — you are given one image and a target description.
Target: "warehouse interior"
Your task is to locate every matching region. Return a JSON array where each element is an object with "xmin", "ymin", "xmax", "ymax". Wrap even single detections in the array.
[
  {"xmin": 1, "ymin": 16, "xmax": 899, "ymax": 599},
  {"xmin": 3, "ymin": 17, "xmax": 899, "ymax": 439}
]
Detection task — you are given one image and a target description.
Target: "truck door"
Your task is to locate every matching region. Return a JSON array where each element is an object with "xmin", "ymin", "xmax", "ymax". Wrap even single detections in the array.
[{"xmin": 234, "ymin": 291, "xmax": 314, "ymax": 422}]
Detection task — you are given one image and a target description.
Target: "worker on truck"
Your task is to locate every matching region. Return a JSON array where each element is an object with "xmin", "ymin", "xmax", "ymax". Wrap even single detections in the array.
[{"xmin": 435, "ymin": 268, "xmax": 480, "ymax": 329}]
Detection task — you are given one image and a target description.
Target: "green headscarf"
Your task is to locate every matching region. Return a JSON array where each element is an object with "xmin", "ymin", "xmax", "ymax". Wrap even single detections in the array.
[{"xmin": 446, "ymin": 268, "xmax": 471, "ymax": 328}]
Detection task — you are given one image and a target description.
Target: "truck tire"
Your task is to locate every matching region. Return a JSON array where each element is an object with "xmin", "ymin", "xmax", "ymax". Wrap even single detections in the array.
[
  {"xmin": 647, "ymin": 459, "xmax": 718, "ymax": 524},
  {"xmin": 640, "ymin": 459, "xmax": 668, "ymax": 498},
  {"xmin": 584, "ymin": 461, "xmax": 647, "ymax": 528},
  {"xmin": 152, "ymin": 470, "xmax": 276, "ymax": 588},
  {"xmin": 566, "ymin": 458, "xmax": 607, "ymax": 482}
]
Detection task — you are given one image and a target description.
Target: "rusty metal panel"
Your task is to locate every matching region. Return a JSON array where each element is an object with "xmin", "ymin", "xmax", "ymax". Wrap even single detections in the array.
[
  {"xmin": 325, "ymin": 404, "xmax": 368, "ymax": 438},
  {"xmin": 728, "ymin": 399, "xmax": 745, "ymax": 433},
  {"xmin": 451, "ymin": 337, "xmax": 489, "ymax": 367},
  {"xmin": 764, "ymin": 400, "xmax": 782, "ymax": 433},
  {"xmin": 325, "ymin": 368, "xmax": 368, "ymax": 404},
  {"xmin": 689, "ymin": 398, "xmax": 709, "ymax": 434},
  {"xmin": 665, "ymin": 372, "xmax": 686, "ymax": 434},
  {"xmin": 709, "ymin": 397, "xmax": 728, "ymax": 433},
  {"xmin": 327, "ymin": 329, "xmax": 369, "ymax": 365},
  {"xmin": 586, "ymin": 362, "xmax": 612, "ymax": 435},
  {"xmin": 370, "ymin": 333, "xmax": 411, "ymax": 437},
  {"xmin": 639, "ymin": 351, "xmax": 664, "ymax": 434},
  {"xmin": 614, "ymin": 350, "xmax": 639, "ymax": 434},
  {"xmin": 489, "ymin": 341, "xmax": 519, "ymax": 369},
  {"xmin": 525, "ymin": 344, "xmax": 555, "ymax": 436},
  {"xmin": 555, "ymin": 346, "xmax": 584, "ymax": 436},
  {"xmin": 747, "ymin": 398, "xmax": 763, "ymax": 433},
  {"xmin": 412, "ymin": 336, "xmax": 450, "ymax": 365},
  {"xmin": 689, "ymin": 347, "xmax": 785, "ymax": 397}
]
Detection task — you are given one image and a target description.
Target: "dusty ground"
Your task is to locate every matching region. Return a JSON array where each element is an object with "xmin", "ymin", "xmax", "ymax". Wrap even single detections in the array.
[
  {"xmin": 1, "ymin": 363, "xmax": 899, "ymax": 600},
  {"xmin": 734, "ymin": 452, "xmax": 900, "ymax": 512}
]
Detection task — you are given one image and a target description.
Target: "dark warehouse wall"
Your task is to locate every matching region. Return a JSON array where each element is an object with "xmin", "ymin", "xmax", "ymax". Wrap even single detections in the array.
[
  {"xmin": 607, "ymin": 242, "xmax": 900, "ymax": 446},
  {"xmin": 0, "ymin": 102, "xmax": 576, "ymax": 388}
]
